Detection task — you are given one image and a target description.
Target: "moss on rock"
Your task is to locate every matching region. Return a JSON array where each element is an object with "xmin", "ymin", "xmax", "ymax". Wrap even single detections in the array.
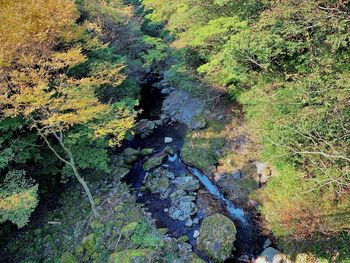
[
  {"xmin": 108, "ymin": 249, "xmax": 156, "ymax": 263},
  {"xmin": 143, "ymin": 156, "xmax": 165, "ymax": 171},
  {"xmin": 121, "ymin": 222, "xmax": 138, "ymax": 238},
  {"xmin": 188, "ymin": 253, "xmax": 206, "ymax": 263},
  {"xmin": 81, "ymin": 233, "xmax": 96, "ymax": 257},
  {"xmin": 123, "ymin": 147, "xmax": 139, "ymax": 157},
  {"xmin": 197, "ymin": 214, "xmax": 236, "ymax": 262},
  {"xmin": 124, "ymin": 155, "xmax": 138, "ymax": 164},
  {"xmin": 140, "ymin": 148, "xmax": 154, "ymax": 156},
  {"xmin": 59, "ymin": 252, "xmax": 78, "ymax": 263},
  {"xmin": 145, "ymin": 175, "xmax": 169, "ymax": 194}
]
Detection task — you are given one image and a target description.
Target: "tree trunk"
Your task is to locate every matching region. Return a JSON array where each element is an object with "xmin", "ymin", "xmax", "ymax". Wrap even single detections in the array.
[
  {"xmin": 38, "ymin": 129, "xmax": 99, "ymax": 217},
  {"xmin": 70, "ymin": 161, "xmax": 98, "ymax": 217},
  {"xmin": 57, "ymin": 134, "xmax": 99, "ymax": 218}
]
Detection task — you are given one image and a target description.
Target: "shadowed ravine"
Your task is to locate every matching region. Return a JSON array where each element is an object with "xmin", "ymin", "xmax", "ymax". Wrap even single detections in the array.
[{"xmin": 123, "ymin": 83, "xmax": 264, "ymax": 262}]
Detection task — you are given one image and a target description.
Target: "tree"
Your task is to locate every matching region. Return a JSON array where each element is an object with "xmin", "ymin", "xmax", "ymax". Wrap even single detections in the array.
[
  {"xmin": 143, "ymin": 0, "xmax": 350, "ymax": 254},
  {"xmin": 0, "ymin": 0, "xmax": 135, "ymax": 218}
]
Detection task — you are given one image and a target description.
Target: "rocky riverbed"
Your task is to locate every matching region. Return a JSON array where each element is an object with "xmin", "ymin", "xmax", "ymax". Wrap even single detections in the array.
[
  {"xmin": 119, "ymin": 81, "xmax": 284, "ymax": 262},
  {"xmin": 0, "ymin": 77, "xmax": 286, "ymax": 263}
]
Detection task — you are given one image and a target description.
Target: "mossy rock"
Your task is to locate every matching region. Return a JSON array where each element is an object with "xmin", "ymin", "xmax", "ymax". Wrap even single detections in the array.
[
  {"xmin": 123, "ymin": 147, "xmax": 139, "ymax": 157},
  {"xmin": 158, "ymin": 228, "xmax": 168, "ymax": 235},
  {"xmin": 188, "ymin": 253, "xmax": 206, "ymax": 263},
  {"xmin": 113, "ymin": 166, "xmax": 130, "ymax": 178},
  {"xmin": 82, "ymin": 233, "xmax": 96, "ymax": 257},
  {"xmin": 124, "ymin": 155, "xmax": 138, "ymax": 165},
  {"xmin": 145, "ymin": 176, "xmax": 169, "ymax": 194},
  {"xmin": 59, "ymin": 252, "xmax": 78, "ymax": 263},
  {"xmin": 190, "ymin": 114, "xmax": 206, "ymax": 130},
  {"xmin": 143, "ymin": 156, "xmax": 165, "ymax": 171},
  {"xmin": 140, "ymin": 148, "xmax": 154, "ymax": 156},
  {"xmin": 121, "ymin": 222, "xmax": 138, "ymax": 238},
  {"xmin": 108, "ymin": 249, "xmax": 156, "ymax": 263},
  {"xmin": 178, "ymin": 235, "xmax": 189, "ymax": 242},
  {"xmin": 197, "ymin": 214, "xmax": 236, "ymax": 262}
]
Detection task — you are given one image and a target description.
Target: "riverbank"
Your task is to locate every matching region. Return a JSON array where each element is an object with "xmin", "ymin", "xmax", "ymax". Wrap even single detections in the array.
[{"xmin": 0, "ymin": 75, "xmax": 274, "ymax": 263}]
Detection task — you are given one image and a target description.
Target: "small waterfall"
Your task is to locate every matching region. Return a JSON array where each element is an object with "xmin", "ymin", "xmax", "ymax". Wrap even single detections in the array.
[
  {"xmin": 187, "ymin": 166, "xmax": 247, "ymax": 224},
  {"xmin": 168, "ymin": 153, "xmax": 247, "ymax": 224}
]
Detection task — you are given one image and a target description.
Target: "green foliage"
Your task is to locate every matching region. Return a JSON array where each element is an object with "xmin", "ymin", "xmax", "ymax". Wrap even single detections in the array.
[
  {"xmin": 140, "ymin": 35, "xmax": 168, "ymax": 66},
  {"xmin": 0, "ymin": 170, "xmax": 38, "ymax": 228},
  {"xmin": 0, "ymin": 0, "xmax": 142, "ymax": 228},
  {"xmin": 59, "ymin": 127, "xmax": 111, "ymax": 182},
  {"xmin": 144, "ymin": 0, "xmax": 350, "ymax": 258},
  {"xmin": 131, "ymin": 220, "xmax": 164, "ymax": 249},
  {"xmin": 0, "ymin": 118, "xmax": 41, "ymax": 169}
]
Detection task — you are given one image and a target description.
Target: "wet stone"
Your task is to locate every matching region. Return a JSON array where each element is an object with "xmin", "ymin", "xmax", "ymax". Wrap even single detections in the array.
[
  {"xmin": 164, "ymin": 137, "xmax": 173, "ymax": 143},
  {"xmin": 185, "ymin": 218, "xmax": 193, "ymax": 227},
  {"xmin": 172, "ymin": 176, "xmax": 200, "ymax": 191},
  {"xmin": 170, "ymin": 190, "xmax": 187, "ymax": 201},
  {"xmin": 179, "ymin": 195, "xmax": 196, "ymax": 203}
]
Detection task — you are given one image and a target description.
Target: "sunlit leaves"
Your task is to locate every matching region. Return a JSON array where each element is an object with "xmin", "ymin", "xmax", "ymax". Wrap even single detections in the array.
[
  {"xmin": 0, "ymin": 170, "xmax": 38, "ymax": 228},
  {"xmin": 0, "ymin": 0, "xmax": 77, "ymax": 68}
]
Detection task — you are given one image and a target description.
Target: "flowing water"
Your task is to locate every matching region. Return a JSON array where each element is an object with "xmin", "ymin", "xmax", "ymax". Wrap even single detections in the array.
[
  {"xmin": 124, "ymin": 81, "xmax": 264, "ymax": 262},
  {"xmin": 125, "ymin": 139, "xmax": 263, "ymax": 261}
]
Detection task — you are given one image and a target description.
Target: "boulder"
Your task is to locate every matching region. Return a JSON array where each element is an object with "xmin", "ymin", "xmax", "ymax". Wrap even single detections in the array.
[
  {"xmin": 164, "ymin": 137, "xmax": 173, "ymax": 143},
  {"xmin": 123, "ymin": 147, "xmax": 139, "ymax": 157},
  {"xmin": 168, "ymin": 207, "xmax": 183, "ymax": 220},
  {"xmin": 162, "ymin": 90, "xmax": 204, "ymax": 128},
  {"xmin": 263, "ymin": 239, "xmax": 272, "ymax": 249},
  {"xmin": 193, "ymin": 230, "xmax": 200, "ymax": 239},
  {"xmin": 179, "ymin": 195, "xmax": 196, "ymax": 202},
  {"xmin": 185, "ymin": 218, "xmax": 193, "ymax": 227},
  {"xmin": 169, "ymin": 201, "xmax": 198, "ymax": 221},
  {"xmin": 173, "ymin": 176, "xmax": 200, "ymax": 191},
  {"xmin": 143, "ymin": 156, "xmax": 165, "ymax": 171},
  {"xmin": 164, "ymin": 171, "xmax": 175, "ymax": 179},
  {"xmin": 190, "ymin": 115, "xmax": 206, "ymax": 130},
  {"xmin": 145, "ymin": 175, "xmax": 169, "ymax": 194},
  {"xmin": 197, "ymin": 214, "xmax": 236, "ymax": 262},
  {"xmin": 170, "ymin": 190, "xmax": 187, "ymax": 201},
  {"xmin": 178, "ymin": 242, "xmax": 192, "ymax": 253},
  {"xmin": 124, "ymin": 155, "xmax": 138, "ymax": 165},
  {"xmin": 135, "ymin": 119, "xmax": 156, "ymax": 138},
  {"xmin": 256, "ymin": 162, "xmax": 271, "ymax": 184},
  {"xmin": 256, "ymin": 247, "xmax": 286, "ymax": 263},
  {"xmin": 140, "ymin": 148, "xmax": 154, "ymax": 156},
  {"xmin": 187, "ymin": 253, "xmax": 205, "ymax": 263},
  {"xmin": 112, "ymin": 167, "xmax": 130, "ymax": 179},
  {"xmin": 179, "ymin": 201, "xmax": 198, "ymax": 216},
  {"xmin": 108, "ymin": 249, "xmax": 156, "ymax": 263}
]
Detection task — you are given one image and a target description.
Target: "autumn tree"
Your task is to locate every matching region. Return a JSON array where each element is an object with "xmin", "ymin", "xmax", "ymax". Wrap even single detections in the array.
[{"xmin": 0, "ymin": 0, "xmax": 135, "ymax": 220}]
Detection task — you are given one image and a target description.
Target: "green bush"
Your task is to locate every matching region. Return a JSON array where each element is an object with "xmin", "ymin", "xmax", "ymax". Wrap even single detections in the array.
[{"xmin": 131, "ymin": 220, "xmax": 163, "ymax": 249}]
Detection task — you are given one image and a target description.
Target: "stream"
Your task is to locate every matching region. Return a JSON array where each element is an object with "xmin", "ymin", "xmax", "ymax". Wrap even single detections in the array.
[{"xmin": 123, "ymin": 80, "xmax": 265, "ymax": 262}]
